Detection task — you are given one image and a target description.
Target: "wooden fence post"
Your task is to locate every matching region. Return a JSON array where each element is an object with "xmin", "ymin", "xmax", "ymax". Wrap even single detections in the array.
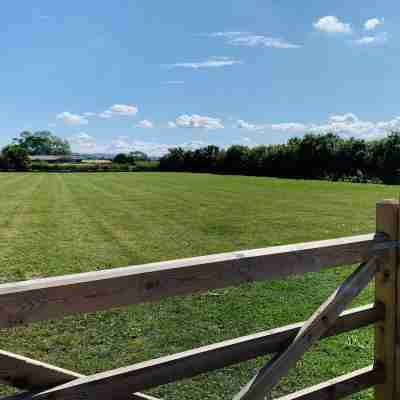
[{"xmin": 375, "ymin": 200, "xmax": 399, "ymax": 399}]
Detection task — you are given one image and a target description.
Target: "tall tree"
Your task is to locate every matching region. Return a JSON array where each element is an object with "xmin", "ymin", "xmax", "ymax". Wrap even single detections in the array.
[
  {"xmin": 14, "ymin": 131, "xmax": 71, "ymax": 155},
  {"xmin": 0, "ymin": 144, "xmax": 31, "ymax": 171}
]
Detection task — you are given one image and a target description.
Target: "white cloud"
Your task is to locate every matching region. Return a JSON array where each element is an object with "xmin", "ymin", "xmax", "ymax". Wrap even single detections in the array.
[
  {"xmin": 162, "ymin": 81, "xmax": 185, "ymax": 85},
  {"xmin": 174, "ymin": 114, "xmax": 224, "ymax": 129},
  {"xmin": 87, "ymin": 104, "xmax": 139, "ymax": 119},
  {"xmin": 167, "ymin": 56, "xmax": 243, "ymax": 69},
  {"xmin": 168, "ymin": 121, "xmax": 177, "ymax": 128},
  {"xmin": 313, "ymin": 16, "xmax": 352, "ymax": 34},
  {"xmin": 207, "ymin": 32, "xmax": 300, "ymax": 49},
  {"xmin": 365, "ymin": 18, "xmax": 384, "ymax": 31},
  {"xmin": 108, "ymin": 104, "xmax": 138, "ymax": 116},
  {"xmin": 69, "ymin": 133, "xmax": 97, "ymax": 150},
  {"xmin": 236, "ymin": 113, "xmax": 400, "ymax": 139},
  {"xmin": 353, "ymin": 32, "xmax": 388, "ymax": 46},
  {"xmin": 328, "ymin": 113, "xmax": 358, "ymax": 124},
  {"xmin": 56, "ymin": 112, "xmax": 88, "ymax": 125},
  {"xmin": 105, "ymin": 137, "xmax": 207, "ymax": 157},
  {"xmin": 98, "ymin": 111, "xmax": 113, "ymax": 119},
  {"xmin": 107, "ymin": 136, "xmax": 134, "ymax": 153},
  {"xmin": 229, "ymin": 35, "xmax": 301, "ymax": 49},
  {"xmin": 376, "ymin": 117, "xmax": 400, "ymax": 131},
  {"xmin": 270, "ymin": 122, "xmax": 307, "ymax": 132},
  {"xmin": 57, "ymin": 105, "xmax": 139, "ymax": 125},
  {"xmin": 207, "ymin": 32, "xmax": 249, "ymax": 38},
  {"xmin": 237, "ymin": 120, "xmax": 305, "ymax": 133},
  {"xmin": 318, "ymin": 114, "xmax": 376, "ymax": 136},
  {"xmin": 136, "ymin": 119, "xmax": 154, "ymax": 129}
]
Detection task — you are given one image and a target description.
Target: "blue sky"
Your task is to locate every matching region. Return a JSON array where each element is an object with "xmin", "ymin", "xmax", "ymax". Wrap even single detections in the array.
[{"xmin": 1, "ymin": 1, "xmax": 399, "ymax": 155}]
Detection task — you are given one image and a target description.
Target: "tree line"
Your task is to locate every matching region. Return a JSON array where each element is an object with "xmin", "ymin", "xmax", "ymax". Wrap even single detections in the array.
[
  {"xmin": 160, "ymin": 132, "xmax": 400, "ymax": 184},
  {"xmin": 5, "ymin": 130, "xmax": 400, "ymax": 183},
  {"xmin": 0, "ymin": 131, "xmax": 152, "ymax": 171}
]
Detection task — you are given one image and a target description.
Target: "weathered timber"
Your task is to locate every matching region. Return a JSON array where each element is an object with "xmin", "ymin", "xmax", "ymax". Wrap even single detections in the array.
[
  {"xmin": 0, "ymin": 304, "xmax": 380, "ymax": 400},
  {"xmin": 275, "ymin": 365, "xmax": 384, "ymax": 400},
  {"xmin": 0, "ymin": 234, "xmax": 389, "ymax": 328},
  {"xmin": 375, "ymin": 200, "xmax": 399, "ymax": 400},
  {"xmin": 233, "ymin": 256, "xmax": 379, "ymax": 400},
  {"xmin": 0, "ymin": 350, "xmax": 158, "ymax": 400}
]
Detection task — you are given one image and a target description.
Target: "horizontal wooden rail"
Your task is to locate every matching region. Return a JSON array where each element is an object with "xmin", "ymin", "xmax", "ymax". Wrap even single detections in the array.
[
  {"xmin": 0, "ymin": 391, "xmax": 160, "ymax": 400},
  {"xmin": 0, "ymin": 304, "xmax": 380, "ymax": 400},
  {"xmin": 0, "ymin": 234, "xmax": 389, "ymax": 328},
  {"xmin": 0, "ymin": 350, "xmax": 82, "ymax": 389},
  {"xmin": 0, "ymin": 351, "xmax": 159, "ymax": 400},
  {"xmin": 275, "ymin": 365, "xmax": 384, "ymax": 400}
]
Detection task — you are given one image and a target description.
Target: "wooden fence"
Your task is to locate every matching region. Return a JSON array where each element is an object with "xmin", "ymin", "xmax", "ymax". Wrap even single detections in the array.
[{"xmin": 0, "ymin": 200, "xmax": 399, "ymax": 399}]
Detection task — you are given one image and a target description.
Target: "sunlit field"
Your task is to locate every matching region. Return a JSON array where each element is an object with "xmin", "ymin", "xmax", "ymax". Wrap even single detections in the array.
[{"xmin": 1, "ymin": 172, "xmax": 398, "ymax": 399}]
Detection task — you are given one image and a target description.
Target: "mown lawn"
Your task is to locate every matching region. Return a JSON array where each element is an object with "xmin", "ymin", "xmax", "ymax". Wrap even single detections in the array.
[{"xmin": 0, "ymin": 172, "xmax": 398, "ymax": 399}]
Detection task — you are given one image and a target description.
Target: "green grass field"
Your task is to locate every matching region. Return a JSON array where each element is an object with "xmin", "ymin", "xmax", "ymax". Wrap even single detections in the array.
[{"xmin": 0, "ymin": 173, "xmax": 398, "ymax": 399}]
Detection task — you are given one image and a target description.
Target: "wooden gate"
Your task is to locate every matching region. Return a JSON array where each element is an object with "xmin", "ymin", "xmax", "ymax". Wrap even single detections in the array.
[{"xmin": 0, "ymin": 200, "xmax": 399, "ymax": 399}]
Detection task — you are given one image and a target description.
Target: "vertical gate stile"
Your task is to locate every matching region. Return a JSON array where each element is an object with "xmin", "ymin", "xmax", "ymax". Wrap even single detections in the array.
[{"xmin": 374, "ymin": 200, "xmax": 399, "ymax": 400}]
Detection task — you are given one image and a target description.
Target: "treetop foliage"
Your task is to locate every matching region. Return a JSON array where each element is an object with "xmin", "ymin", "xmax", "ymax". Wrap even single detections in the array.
[
  {"xmin": 0, "ymin": 144, "xmax": 31, "ymax": 171},
  {"xmin": 113, "ymin": 151, "xmax": 149, "ymax": 164},
  {"xmin": 13, "ymin": 131, "xmax": 71, "ymax": 155}
]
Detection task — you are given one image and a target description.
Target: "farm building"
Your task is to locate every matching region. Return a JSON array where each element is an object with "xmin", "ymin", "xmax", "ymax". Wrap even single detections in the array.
[{"xmin": 30, "ymin": 154, "xmax": 83, "ymax": 163}]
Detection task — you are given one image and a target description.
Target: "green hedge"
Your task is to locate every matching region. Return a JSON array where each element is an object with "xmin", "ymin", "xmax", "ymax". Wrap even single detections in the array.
[
  {"xmin": 159, "ymin": 132, "xmax": 400, "ymax": 184},
  {"xmin": 27, "ymin": 161, "xmax": 160, "ymax": 173}
]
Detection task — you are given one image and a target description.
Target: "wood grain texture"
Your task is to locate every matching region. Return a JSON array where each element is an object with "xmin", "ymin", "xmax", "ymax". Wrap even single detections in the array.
[
  {"xmin": 233, "ymin": 256, "xmax": 379, "ymax": 400},
  {"xmin": 0, "ymin": 350, "xmax": 158, "ymax": 400},
  {"xmin": 0, "ymin": 367, "xmax": 382, "ymax": 400},
  {"xmin": 0, "ymin": 304, "xmax": 380, "ymax": 400},
  {"xmin": 0, "ymin": 392, "xmax": 159, "ymax": 400},
  {"xmin": 275, "ymin": 365, "xmax": 384, "ymax": 400},
  {"xmin": 0, "ymin": 350, "xmax": 82, "ymax": 389},
  {"xmin": 375, "ymin": 200, "xmax": 399, "ymax": 400},
  {"xmin": 0, "ymin": 234, "xmax": 387, "ymax": 328}
]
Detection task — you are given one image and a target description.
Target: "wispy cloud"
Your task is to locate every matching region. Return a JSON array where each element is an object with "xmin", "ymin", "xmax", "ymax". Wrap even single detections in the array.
[
  {"xmin": 236, "ymin": 120, "xmax": 265, "ymax": 131},
  {"xmin": 230, "ymin": 35, "xmax": 300, "ymax": 49},
  {"xmin": 353, "ymin": 32, "xmax": 388, "ymax": 46},
  {"xmin": 161, "ymin": 81, "xmax": 185, "ymax": 85},
  {"xmin": 236, "ymin": 120, "xmax": 305, "ymax": 133},
  {"xmin": 313, "ymin": 16, "xmax": 352, "ymax": 34},
  {"xmin": 270, "ymin": 123, "xmax": 307, "ymax": 132},
  {"xmin": 205, "ymin": 31, "xmax": 249, "ymax": 38},
  {"xmin": 208, "ymin": 32, "xmax": 301, "ymax": 49},
  {"xmin": 166, "ymin": 56, "xmax": 243, "ymax": 69},
  {"xmin": 57, "ymin": 112, "xmax": 88, "ymax": 125}
]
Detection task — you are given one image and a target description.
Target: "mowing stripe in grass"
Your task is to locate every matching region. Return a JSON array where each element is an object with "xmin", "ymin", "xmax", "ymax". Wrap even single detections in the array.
[{"xmin": 0, "ymin": 173, "xmax": 396, "ymax": 400}]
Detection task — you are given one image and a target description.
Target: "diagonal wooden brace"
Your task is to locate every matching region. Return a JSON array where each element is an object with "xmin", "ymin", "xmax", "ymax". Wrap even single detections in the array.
[{"xmin": 233, "ymin": 255, "xmax": 380, "ymax": 400}]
